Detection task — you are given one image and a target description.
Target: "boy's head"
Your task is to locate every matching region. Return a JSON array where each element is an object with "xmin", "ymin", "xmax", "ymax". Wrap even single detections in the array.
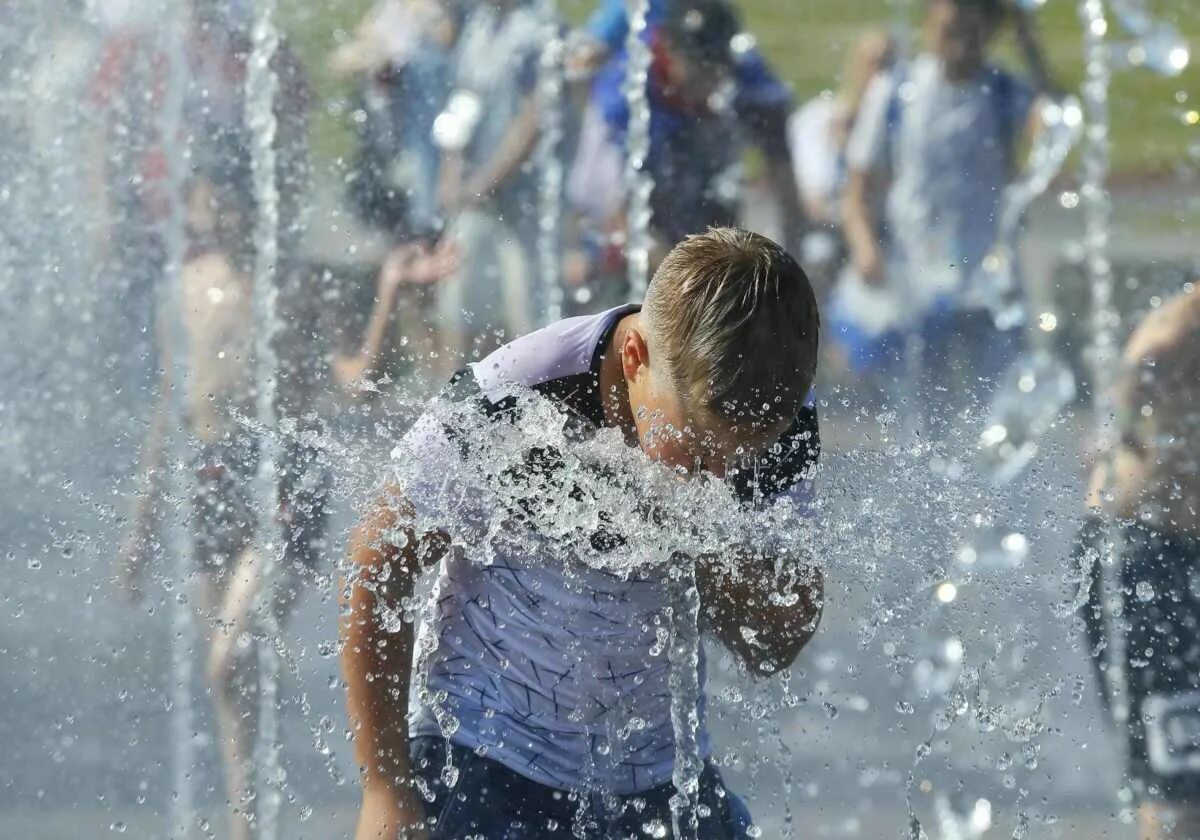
[
  {"xmin": 658, "ymin": 0, "xmax": 741, "ymax": 106},
  {"xmin": 923, "ymin": 0, "xmax": 1006, "ymax": 81},
  {"xmin": 621, "ymin": 228, "xmax": 819, "ymax": 477}
]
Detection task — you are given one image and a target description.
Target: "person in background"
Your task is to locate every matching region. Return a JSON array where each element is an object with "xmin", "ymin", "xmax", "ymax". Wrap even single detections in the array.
[
  {"xmin": 1076, "ymin": 286, "xmax": 1200, "ymax": 840},
  {"xmin": 572, "ymin": 0, "xmax": 808, "ymax": 299},
  {"xmin": 331, "ymin": 0, "xmax": 463, "ymax": 239},
  {"xmin": 838, "ymin": 0, "xmax": 1053, "ymax": 419},
  {"xmin": 787, "ymin": 29, "xmax": 895, "ymax": 296},
  {"xmin": 115, "ymin": 5, "xmax": 318, "ymax": 839},
  {"xmin": 565, "ymin": 0, "xmax": 668, "ymax": 79},
  {"xmin": 433, "ymin": 0, "xmax": 553, "ymax": 372}
]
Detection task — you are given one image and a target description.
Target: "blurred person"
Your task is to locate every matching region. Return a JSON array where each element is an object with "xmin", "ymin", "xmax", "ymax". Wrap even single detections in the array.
[
  {"xmin": 434, "ymin": 0, "xmax": 551, "ymax": 371},
  {"xmin": 789, "ymin": 30, "xmax": 895, "ymax": 231},
  {"xmin": 786, "ymin": 30, "xmax": 896, "ymax": 295},
  {"xmin": 1076, "ymin": 286, "xmax": 1200, "ymax": 840},
  {"xmin": 342, "ymin": 228, "xmax": 822, "ymax": 839},
  {"xmin": 570, "ymin": 0, "xmax": 808, "ymax": 299},
  {"xmin": 118, "ymin": 171, "xmax": 326, "ymax": 840},
  {"xmin": 838, "ymin": 0, "xmax": 1053, "ymax": 416},
  {"xmin": 87, "ymin": 0, "xmax": 311, "ymax": 337},
  {"xmin": 565, "ymin": 0, "xmax": 668, "ymax": 80},
  {"xmin": 332, "ymin": 0, "xmax": 465, "ymax": 387},
  {"xmin": 331, "ymin": 240, "xmax": 460, "ymax": 398},
  {"xmin": 332, "ymin": 0, "xmax": 464, "ymax": 238},
  {"xmin": 114, "ymin": 5, "xmax": 317, "ymax": 838}
]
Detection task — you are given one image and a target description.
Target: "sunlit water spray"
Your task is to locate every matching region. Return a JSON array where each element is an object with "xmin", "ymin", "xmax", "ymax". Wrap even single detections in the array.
[
  {"xmin": 156, "ymin": 0, "xmax": 197, "ymax": 835},
  {"xmin": 536, "ymin": 1, "xmax": 565, "ymax": 326},
  {"xmin": 245, "ymin": 0, "xmax": 286, "ymax": 835},
  {"xmin": 1074, "ymin": 1, "xmax": 1190, "ymax": 814},
  {"xmin": 623, "ymin": 0, "xmax": 654, "ymax": 302}
]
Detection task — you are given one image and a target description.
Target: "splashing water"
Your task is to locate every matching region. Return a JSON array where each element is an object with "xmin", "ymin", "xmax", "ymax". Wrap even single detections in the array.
[
  {"xmin": 976, "ymin": 351, "xmax": 1077, "ymax": 486},
  {"xmin": 623, "ymin": 0, "xmax": 654, "ymax": 301},
  {"xmin": 245, "ymin": 0, "xmax": 286, "ymax": 835},
  {"xmin": 1077, "ymin": 0, "xmax": 1122, "ymax": 733},
  {"xmin": 156, "ymin": 1, "xmax": 197, "ymax": 835},
  {"xmin": 1108, "ymin": 0, "xmax": 1190, "ymax": 76},
  {"xmin": 536, "ymin": 1, "xmax": 565, "ymax": 326},
  {"xmin": 970, "ymin": 96, "xmax": 1084, "ymax": 331}
]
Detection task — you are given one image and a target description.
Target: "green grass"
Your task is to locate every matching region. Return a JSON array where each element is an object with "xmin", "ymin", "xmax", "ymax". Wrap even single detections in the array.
[{"xmin": 282, "ymin": 0, "xmax": 1198, "ymax": 175}]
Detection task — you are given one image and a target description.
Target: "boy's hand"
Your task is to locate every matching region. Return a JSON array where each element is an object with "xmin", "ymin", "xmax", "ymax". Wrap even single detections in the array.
[{"xmin": 355, "ymin": 784, "xmax": 430, "ymax": 840}]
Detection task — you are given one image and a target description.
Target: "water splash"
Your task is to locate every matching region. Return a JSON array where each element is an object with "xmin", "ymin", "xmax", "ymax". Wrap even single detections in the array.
[
  {"xmin": 153, "ymin": 1, "xmax": 197, "ymax": 835},
  {"xmin": 971, "ymin": 97, "xmax": 1084, "ymax": 331},
  {"xmin": 976, "ymin": 351, "xmax": 1076, "ymax": 486},
  {"xmin": 535, "ymin": 2, "xmax": 565, "ymax": 326},
  {"xmin": 623, "ymin": 0, "xmax": 654, "ymax": 300},
  {"xmin": 1108, "ymin": 0, "xmax": 1190, "ymax": 77},
  {"xmin": 245, "ymin": 0, "xmax": 286, "ymax": 834},
  {"xmin": 1077, "ymin": 0, "xmax": 1127, "ymax": 728},
  {"xmin": 666, "ymin": 559, "xmax": 702, "ymax": 840}
]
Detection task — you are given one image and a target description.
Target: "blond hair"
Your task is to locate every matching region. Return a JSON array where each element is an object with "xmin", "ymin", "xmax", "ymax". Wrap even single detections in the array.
[{"xmin": 643, "ymin": 227, "xmax": 819, "ymax": 430}]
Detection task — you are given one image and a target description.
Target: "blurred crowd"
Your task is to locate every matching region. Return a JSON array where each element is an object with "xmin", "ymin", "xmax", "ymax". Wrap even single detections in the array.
[{"xmin": 85, "ymin": 0, "xmax": 1061, "ymax": 404}]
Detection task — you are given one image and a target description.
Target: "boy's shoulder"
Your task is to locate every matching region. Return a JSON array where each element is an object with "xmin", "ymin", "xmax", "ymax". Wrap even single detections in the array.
[{"xmin": 467, "ymin": 305, "xmax": 635, "ymax": 405}]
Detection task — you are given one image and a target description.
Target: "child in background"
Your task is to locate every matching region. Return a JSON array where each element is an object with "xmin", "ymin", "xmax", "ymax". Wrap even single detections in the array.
[
  {"xmin": 568, "ymin": 0, "xmax": 807, "ymax": 300},
  {"xmin": 839, "ymin": 0, "xmax": 1051, "ymax": 418},
  {"xmin": 1076, "ymin": 286, "xmax": 1200, "ymax": 840}
]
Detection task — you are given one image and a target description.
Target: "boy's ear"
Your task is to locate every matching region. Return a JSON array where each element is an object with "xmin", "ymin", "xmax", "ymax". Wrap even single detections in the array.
[{"xmin": 620, "ymin": 328, "xmax": 652, "ymax": 385}]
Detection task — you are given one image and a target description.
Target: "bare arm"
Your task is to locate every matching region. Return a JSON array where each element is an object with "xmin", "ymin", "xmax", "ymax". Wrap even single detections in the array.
[
  {"xmin": 463, "ymin": 95, "xmax": 540, "ymax": 203},
  {"xmin": 341, "ymin": 486, "xmax": 449, "ymax": 840},
  {"xmin": 841, "ymin": 166, "xmax": 886, "ymax": 284},
  {"xmin": 697, "ymin": 551, "xmax": 823, "ymax": 676},
  {"xmin": 332, "ymin": 244, "xmax": 458, "ymax": 397}
]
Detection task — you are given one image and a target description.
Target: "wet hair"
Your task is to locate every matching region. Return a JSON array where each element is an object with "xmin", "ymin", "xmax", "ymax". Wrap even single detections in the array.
[
  {"xmin": 662, "ymin": 0, "xmax": 741, "ymax": 67},
  {"xmin": 643, "ymin": 227, "xmax": 819, "ymax": 431}
]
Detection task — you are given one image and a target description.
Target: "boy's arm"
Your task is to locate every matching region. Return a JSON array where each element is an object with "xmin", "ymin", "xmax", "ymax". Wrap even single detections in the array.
[
  {"xmin": 696, "ymin": 552, "xmax": 823, "ymax": 676},
  {"xmin": 341, "ymin": 485, "xmax": 450, "ymax": 840}
]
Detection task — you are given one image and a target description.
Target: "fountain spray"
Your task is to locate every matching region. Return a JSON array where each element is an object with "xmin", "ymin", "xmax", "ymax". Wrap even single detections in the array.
[
  {"xmin": 245, "ymin": 0, "xmax": 285, "ymax": 835},
  {"xmin": 623, "ymin": 0, "xmax": 654, "ymax": 301},
  {"xmin": 155, "ymin": 0, "xmax": 197, "ymax": 835}
]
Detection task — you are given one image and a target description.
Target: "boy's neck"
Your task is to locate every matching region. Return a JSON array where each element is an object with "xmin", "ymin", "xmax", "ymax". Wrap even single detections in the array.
[{"xmin": 598, "ymin": 312, "xmax": 640, "ymax": 444}]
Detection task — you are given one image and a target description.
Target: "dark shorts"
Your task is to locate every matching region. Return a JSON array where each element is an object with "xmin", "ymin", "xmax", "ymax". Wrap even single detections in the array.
[
  {"xmin": 409, "ymin": 737, "xmax": 753, "ymax": 839},
  {"xmin": 192, "ymin": 438, "xmax": 330, "ymax": 574},
  {"xmin": 1121, "ymin": 525, "xmax": 1200, "ymax": 802},
  {"xmin": 1082, "ymin": 518, "xmax": 1200, "ymax": 802}
]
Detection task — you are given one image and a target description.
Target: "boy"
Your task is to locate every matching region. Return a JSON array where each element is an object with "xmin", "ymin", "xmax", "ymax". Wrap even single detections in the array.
[
  {"xmin": 1078, "ymin": 286, "xmax": 1200, "ymax": 839},
  {"xmin": 342, "ymin": 228, "xmax": 824, "ymax": 838},
  {"xmin": 572, "ymin": 0, "xmax": 806, "ymax": 287},
  {"xmin": 840, "ymin": 0, "xmax": 1050, "ymax": 410}
]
